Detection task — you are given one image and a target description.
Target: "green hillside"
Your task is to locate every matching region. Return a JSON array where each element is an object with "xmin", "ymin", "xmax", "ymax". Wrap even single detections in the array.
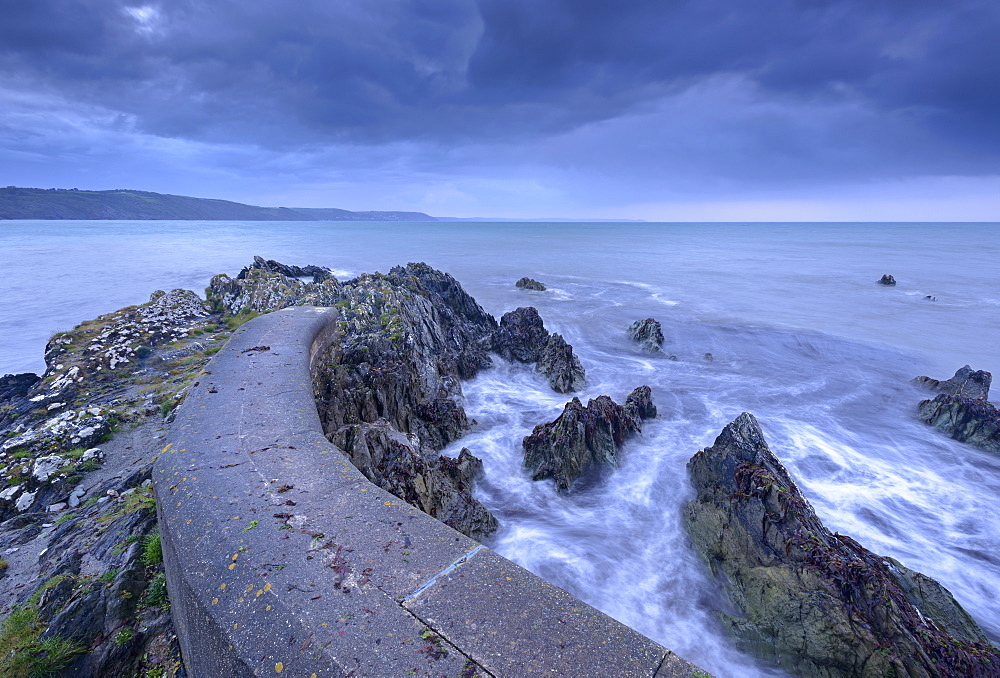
[{"xmin": 0, "ymin": 187, "xmax": 436, "ymax": 221}]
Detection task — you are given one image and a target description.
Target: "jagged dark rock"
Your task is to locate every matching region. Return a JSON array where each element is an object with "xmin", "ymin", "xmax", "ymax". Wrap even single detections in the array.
[
  {"xmin": 515, "ymin": 277, "xmax": 546, "ymax": 291},
  {"xmin": 331, "ymin": 420, "xmax": 497, "ymax": 541},
  {"xmin": 684, "ymin": 412, "xmax": 999, "ymax": 678},
  {"xmin": 917, "ymin": 394, "xmax": 1000, "ymax": 455},
  {"xmin": 238, "ymin": 254, "xmax": 331, "ymax": 283},
  {"xmin": 0, "ymin": 373, "xmax": 39, "ymax": 402},
  {"xmin": 523, "ymin": 387, "xmax": 655, "ymax": 492},
  {"xmin": 912, "ymin": 365, "xmax": 992, "ymax": 401},
  {"xmin": 878, "ymin": 274, "xmax": 897, "ymax": 285},
  {"xmin": 627, "ymin": 318, "xmax": 665, "ymax": 353},
  {"xmin": 491, "ymin": 307, "xmax": 586, "ymax": 393},
  {"xmin": 209, "ymin": 259, "xmax": 502, "ymax": 539}
]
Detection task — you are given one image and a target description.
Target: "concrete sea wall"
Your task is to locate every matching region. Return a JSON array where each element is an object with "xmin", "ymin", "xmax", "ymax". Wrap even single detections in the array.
[{"xmin": 154, "ymin": 306, "xmax": 705, "ymax": 677}]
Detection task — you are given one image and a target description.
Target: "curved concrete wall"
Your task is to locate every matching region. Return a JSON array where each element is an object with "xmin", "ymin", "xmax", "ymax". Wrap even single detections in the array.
[{"xmin": 154, "ymin": 307, "xmax": 706, "ymax": 677}]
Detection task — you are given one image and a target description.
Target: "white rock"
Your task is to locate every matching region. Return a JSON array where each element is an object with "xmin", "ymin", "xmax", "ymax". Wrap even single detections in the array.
[
  {"xmin": 33, "ymin": 455, "xmax": 68, "ymax": 482},
  {"xmin": 16, "ymin": 490, "xmax": 37, "ymax": 512},
  {"xmin": 68, "ymin": 494, "xmax": 81, "ymax": 508},
  {"xmin": 47, "ymin": 402, "xmax": 65, "ymax": 411},
  {"xmin": 106, "ymin": 489, "xmax": 119, "ymax": 499},
  {"xmin": 82, "ymin": 448, "xmax": 103, "ymax": 461},
  {"xmin": 48, "ymin": 503, "xmax": 67, "ymax": 512},
  {"xmin": 0, "ymin": 486, "xmax": 21, "ymax": 502}
]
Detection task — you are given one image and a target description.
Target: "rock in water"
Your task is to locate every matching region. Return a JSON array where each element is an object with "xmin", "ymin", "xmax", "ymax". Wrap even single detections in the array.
[
  {"xmin": 491, "ymin": 307, "xmax": 585, "ymax": 392},
  {"xmin": 917, "ymin": 394, "xmax": 1000, "ymax": 455},
  {"xmin": 878, "ymin": 274, "xmax": 897, "ymax": 285},
  {"xmin": 627, "ymin": 318, "xmax": 665, "ymax": 353},
  {"xmin": 684, "ymin": 412, "xmax": 999, "ymax": 678},
  {"xmin": 912, "ymin": 365, "xmax": 992, "ymax": 401},
  {"xmin": 523, "ymin": 386, "xmax": 655, "ymax": 492},
  {"xmin": 515, "ymin": 277, "xmax": 546, "ymax": 291}
]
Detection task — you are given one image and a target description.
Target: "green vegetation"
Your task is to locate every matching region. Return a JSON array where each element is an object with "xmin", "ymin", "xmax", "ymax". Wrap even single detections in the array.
[
  {"xmin": 0, "ymin": 605, "xmax": 85, "ymax": 678},
  {"xmin": 145, "ymin": 573, "xmax": 169, "ymax": 608},
  {"xmin": 141, "ymin": 531, "xmax": 162, "ymax": 567},
  {"xmin": 112, "ymin": 628, "xmax": 134, "ymax": 646}
]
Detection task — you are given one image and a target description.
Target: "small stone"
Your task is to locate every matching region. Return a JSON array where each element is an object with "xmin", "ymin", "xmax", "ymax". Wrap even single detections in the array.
[{"xmin": 48, "ymin": 503, "xmax": 68, "ymax": 512}]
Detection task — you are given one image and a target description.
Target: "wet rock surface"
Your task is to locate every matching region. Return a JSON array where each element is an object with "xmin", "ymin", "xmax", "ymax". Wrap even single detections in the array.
[
  {"xmin": 684, "ymin": 412, "xmax": 999, "ymax": 678},
  {"xmin": 627, "ymin": 318, "xmax": 665, "ymax": 353},
  {"xmin": 515, "ymin": 277, "xmax": 546, "ymax": 291},
  {"xmin": 523, "ymin": 386, "xmax": 656, "ymax": 492},
  {"xmin": 914, "ymin": 366, "xmax": 998, "ymax": 454},
  {"xmin": 913, "ymin": 365, "xmax": 992, "ymax": 401},
  {"xmin": 917, "ymin": 394, "xmax": 1000, "ymax": 455},
  {"xmin": 491, "ymin": 307, "xmax": 585, "ymax": 393},
  {"xmin": 877, "ymin": 274, "xmax": 897, "ymax": 285}
]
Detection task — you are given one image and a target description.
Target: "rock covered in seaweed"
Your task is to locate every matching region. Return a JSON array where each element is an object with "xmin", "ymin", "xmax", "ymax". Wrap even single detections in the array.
[
  {"xmin": 627, "ymin": 318, "xmax": 665, "ymax": 353},
  {"xmin": 912, "ymin": 365, "xmax": 991, "ymax": 401},
  {"xmin": 515, "ymin": 277, "xmax": 546, "ymax": 291},
  {"xmin": 491, "ymin": 307, "xmax": 586, "ymax": 393},
  {"xmin": 523, "ymin": 386, "xmax": 656, "ymax": 492},
  {"xmin": 684, "ymin": 412, "xmax": 999, "ymax": 678}
]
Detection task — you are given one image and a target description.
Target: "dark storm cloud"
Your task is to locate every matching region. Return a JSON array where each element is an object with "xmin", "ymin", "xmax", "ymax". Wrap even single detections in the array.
[{"xmin": 1, "ymin": 0, "xmax": 998, "ymax": 197}]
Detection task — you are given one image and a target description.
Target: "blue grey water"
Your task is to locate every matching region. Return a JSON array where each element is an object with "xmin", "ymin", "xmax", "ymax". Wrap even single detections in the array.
[{"xmin": 2, "ymin": 220, "xmax": 999, "ymax": 676}]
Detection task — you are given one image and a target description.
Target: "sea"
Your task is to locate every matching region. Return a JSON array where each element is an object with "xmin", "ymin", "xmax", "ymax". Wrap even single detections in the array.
[{"xmin": 2, "ymin": 220, "xmax": 998, "ymax": 676}]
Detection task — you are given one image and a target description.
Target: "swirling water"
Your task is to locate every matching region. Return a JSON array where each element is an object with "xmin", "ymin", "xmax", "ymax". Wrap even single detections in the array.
[{"xmin": 2, "ymin": 220, "xmax": 998, "ymax": 676}]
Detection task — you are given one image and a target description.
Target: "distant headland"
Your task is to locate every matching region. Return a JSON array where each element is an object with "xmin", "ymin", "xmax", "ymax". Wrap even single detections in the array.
[
  {"xmin": 0, "ymin": 186, "xmax": 646, "ymax": 222},
  {"xmin": 0, "ymin": 186, "xmax": 435, "ymax": 221}
]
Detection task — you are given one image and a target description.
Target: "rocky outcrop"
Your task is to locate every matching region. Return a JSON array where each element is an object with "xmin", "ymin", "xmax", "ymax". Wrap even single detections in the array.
[
  {"xmin": 627, "ymin": 318, "xmax": 665, "ymax": 353},
  {"xmin": 238, "ymin": 254, "xmax": 331, "ymax": 283},
  {"xmin": 208, "ymin": 259, "xmax": 501, "ymax": 540},
  {"xmin": 878, "ymin": 274, "xmax": 897, "ymax": 285},
  {"xmin": 331, "ymin": 420, "xmax": 497, "ymax": 541},
  {"xmin": 515, "ymin": 277, "xmax": 546, "ymax": 291},
  {"xmin": 684, "ymin": 412, "xmax": 999, "ymax": 678},
  {"xmin": 491, "ymin": 307, "xmax": 586, "ymax": 393},
  {"xmin": 913, "ymin": 365, "xmax": 991, "ymax": 401},
  {"xmin": 917, "ymin": 395, "xmax": 1000, "ymax": 455},
  {"xmin": 0, "ymin": 288, "xmax": 214, "ymax": 675},
  {"xmin": 523, "ymin": 386, "xmax": 656, "ymax": 492}
]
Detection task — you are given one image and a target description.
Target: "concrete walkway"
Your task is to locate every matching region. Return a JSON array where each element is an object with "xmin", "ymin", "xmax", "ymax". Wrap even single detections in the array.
[{"xmin": 154, "ymin": 306, "xmax": 708, "ymax": 677}]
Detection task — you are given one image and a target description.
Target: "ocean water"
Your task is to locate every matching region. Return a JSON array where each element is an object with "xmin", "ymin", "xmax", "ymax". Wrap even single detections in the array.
[{"xmin": 2, "ymin": 220, "xmax": 999, "ymax": 676}]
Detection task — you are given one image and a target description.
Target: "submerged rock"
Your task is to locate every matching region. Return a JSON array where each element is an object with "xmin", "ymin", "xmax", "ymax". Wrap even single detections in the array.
[
  {"xmin": 523, "ymin": 386, "xmax": 655, "ymax": 492},
  {"xmin": 491, "ymin": 307, "xmax": 586, "ymax": 393},
  {"xmin": 627, "ymin": 318, "xmax": 665, "ymax": 353},
  {"xmin": 917, "ymin": 394, "xmax": 1000, "ymax": 455},
  {"xmin": 912, "ymin": 365, "xmax": 991, "ymax": 401},
  {"xmin": 684, "ymin": 412, "xmax": 998, "ymax": 678},
  {"xmin": 878, "ymin": 274, "xmax": 897, "ymax": 285},
  {"xmin": 515, "ymin": 277, "xmax": 546, "ymax": 291}
]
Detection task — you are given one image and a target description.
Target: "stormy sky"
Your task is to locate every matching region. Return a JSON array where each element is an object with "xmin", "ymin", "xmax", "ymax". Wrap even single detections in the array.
[{"xmin": 2, "ymin": 0, "xmax": 998, "ymax": 219}]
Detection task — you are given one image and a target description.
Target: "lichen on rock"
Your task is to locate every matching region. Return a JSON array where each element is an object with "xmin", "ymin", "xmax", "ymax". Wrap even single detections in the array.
[{"xmin": 684, "ymin": 412, "xmax": 999, "ymax": 678}]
